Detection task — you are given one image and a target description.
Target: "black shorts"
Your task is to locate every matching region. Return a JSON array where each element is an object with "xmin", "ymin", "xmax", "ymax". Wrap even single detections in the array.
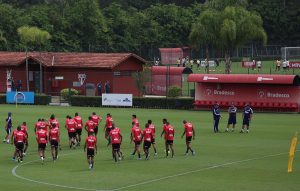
[
  {"xmin": 51, "ymin": 140, "xmax": 58, "ymax": 148},
  {"xmin": 143, "ymin": 141, "xmax": 151, "ymax": 149},
  {"xmin": 228, "ymin": 116, "xmax": 236, "ymax": 125},
  {"xmin": 186, "ymin": 136, "xmax": 192, "ymax": 143},
  {"xmin": 166, "ymin": 140, "xmax": 173, "ymax": 145},
  {"xmin": 151, "ymin": 138, "xmax": 156, "ymax": 144},
  {"xmin": 87, "ymin": 148, "xmax": 95, "ymax": 157},
  {"xmin": 16, "ymin": 142, "xmax": 24, "ymax": 151},
  {"xmin": 94, "ymin": 126, "xmax": 99, "ymax": 135},
  {"xmin": 76, "ymin": 129, "xmax": 82, "ymax": 136},
  {"xmin": 134, "ymin": 141, "xmax": 141, "ymax": 146},
  {"xmin": 38, "ymin": 143, "xmax": 46, "ymax": 150},
  {"xmin": 243, "ymin": 120, "xmax": 250, "ymax": 126},
  {"xmin": 105, "ymin": 128, "xmax": 112, "ymax": 135},
  {"xmin": 6, "ymin": 127, "xmax": 11, "ymax": 135},
  {"xmin": 112, "ymin": 143, "xmax": 120, "ymax": 151},
  {"xmin": 68, "ymin": 132, "xmax": 76, "ymax": 139}
]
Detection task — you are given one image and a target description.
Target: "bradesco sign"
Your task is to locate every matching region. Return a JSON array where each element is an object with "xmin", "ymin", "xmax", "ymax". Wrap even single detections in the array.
[
  {"xmin": 289, "ymin": 62, "xmax": 300, "ymax": 68},
  {"xmin": 102, "ymin": 94, "xmax": 133, "ymax": 107},
  {"xmin": 6, "ymin": 92, "xmax": 34, "ymax": 104}
]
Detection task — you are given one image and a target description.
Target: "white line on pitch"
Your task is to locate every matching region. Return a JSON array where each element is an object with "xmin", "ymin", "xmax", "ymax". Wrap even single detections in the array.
[{"xmin": 112, "ymin": 151, "xmax": 298, "ymax": 191}]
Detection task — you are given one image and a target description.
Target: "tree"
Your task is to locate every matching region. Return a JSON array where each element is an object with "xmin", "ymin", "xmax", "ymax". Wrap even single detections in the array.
[
  {"xmin": 132, "ymin": 65, "xmax": 151, "ymax": 96},
  {"xmin": 17, "ymin": 26, "xmax": 51, "ymax": 49},
  {"xmin": 189, "ymin": 0, "xmax": 267, "ymax": 73}
]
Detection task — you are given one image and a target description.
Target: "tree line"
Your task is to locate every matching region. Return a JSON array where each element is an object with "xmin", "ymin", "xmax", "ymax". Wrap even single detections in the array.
[{"xmin": 0, "ymin": 0, "xmax": 299, "ymax": 60}]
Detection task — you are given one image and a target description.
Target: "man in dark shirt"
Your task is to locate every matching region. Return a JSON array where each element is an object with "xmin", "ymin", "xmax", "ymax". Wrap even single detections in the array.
[
  {"xmin": 240, "ymin": 104, "xmax": 253, "ymax": 133},
  {"xmin": 212, "ymin": 103, "xmax": 221, "ymax": 133},
  {"xmin": 226, "ymin": 103, "xmax": 237, "ymax": 132}
]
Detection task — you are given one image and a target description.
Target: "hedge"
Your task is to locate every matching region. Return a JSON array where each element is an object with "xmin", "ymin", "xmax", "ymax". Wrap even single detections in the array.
[
  {"xmin": 70, "ymin": 95, "xmax": 194, "ymax": 109},
  {"xmin": 0, "ymin": 94, "xmax": 51, "ymax": 105},
  {"xmin": 0, "ymin": 94, "xmax": 5, "ymax": 104},
  {"xmin": 34, "ymin": 94, "xmax": 51, "ymax": 105}
]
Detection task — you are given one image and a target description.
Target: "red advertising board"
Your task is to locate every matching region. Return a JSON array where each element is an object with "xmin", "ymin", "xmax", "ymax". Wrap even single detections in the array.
[
  {"xmin": 242, "ymin": 61, "xmax": 256, "ymax": 68},
  {"xmin": 290, "ymin": 61, "xmax": 300, "ymax": 68}
]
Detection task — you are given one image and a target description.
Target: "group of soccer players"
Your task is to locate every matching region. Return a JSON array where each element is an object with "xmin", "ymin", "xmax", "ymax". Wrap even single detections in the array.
[
  {"xmin": 4, "ymin": 112, "xmax": 197, "ymax": 169},
  {"xmin": 212, "ymin": 102, "xmax": 254, "ymax": 133}
]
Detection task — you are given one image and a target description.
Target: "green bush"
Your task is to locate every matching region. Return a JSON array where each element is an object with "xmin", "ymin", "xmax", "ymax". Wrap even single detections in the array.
[
  {"xmin": 167, "ymin": 86, "xmax": 182, "ymax": 97},
  {"xmin": 60, "ymin": 88, "xmax": 79, "ymax": 100},
  {"xmin": 70, "ymin": 95, "xmax": 194, "ymax": 109}
]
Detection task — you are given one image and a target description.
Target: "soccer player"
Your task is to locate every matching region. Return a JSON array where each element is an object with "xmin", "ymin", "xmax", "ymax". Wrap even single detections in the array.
[
  {"xmin": 12, "ymin": 126, "xmax": 27, "ymax": 163},
  {"xmin": 212, "ymin": 103, "xmax": 221, "ymax": 133},
  {"xmin": 141, "ymin": 123, "xmax": 153, "ymax": 160},
  {"xmin": 109, "ymin": 123, "xmax": 123, "ymax": 162},
  {"xmin": 20, "ymin": 122, "xmax": 29, "ymax": 155},
  {"xmin": 3, "ymin": 112, "xmax": 12, "ymax": 144},
  {"xmin": 91, "ymin": 112, "xmax": 102, "ymax": 136},
  {"xmin": 11, "ymin": 127, "xmax": 19, "ymax": 161},
  {"xmin": 226, "ymin": 103, "xmax": 237, "ymax": 132},
  {"xmin": 49, "ymin": 123, "xmax": 60, "ymax": 161},
  {"xmin": 130, "ymin": 122, "xmax": 142, "ymax": 160},
  {"xmin": 74, "ymin": 112, "xmax": 83, "ymax": 146},
  {"xmin": 34, "ymin": 118, "xmax": 42, "ymax": 133},
  {"xmin": 240, "ymin": 104, "xmax": 254, "ymax": 133},
  {"xmin": 40, "ymin": 118, "xmax": 49, "ymax": 132},
  {"xmin": 85, "ymin": 116, "xmax": 96, "ymax": 134},
  {"xmin": 181, "ymin": 120, "xmax": 195, "ymax": 156},
  {"xmin": 104, "ymin": 113, "xmax": 113, "ymax": 146},
  {"xmin": 84, "ymin": 132, "xmax": 97, "ymax": 169},
  {"xmin": 161, "ymin": 118, "xmax": 169, "ymax": 154},
  {"xmin": 65, "ymin": 115, "xmax": 77, "ymax": 149},
  {"xmin": 49, "ymin": 114, "xmax": 60, "ymax": 129},
  {"xmin": 164, "ymin": 122, "xmax": 175, "ymax": 158},
  {"xmin": 148, "ymin": 120, "xmax": 157, "ymax": 156},
  {"xmin": 36, "ymin": 125, "xmax": 48, "ymax": 163},
  {"xmin": 132, "ymin": 114, "xmax": 139, "ymax": 126}
]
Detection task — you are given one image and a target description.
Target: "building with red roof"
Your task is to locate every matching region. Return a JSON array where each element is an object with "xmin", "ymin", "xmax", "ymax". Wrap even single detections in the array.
[{"xmin": 0, "ymin": 52, "xmax": 146, "ymax": 96}]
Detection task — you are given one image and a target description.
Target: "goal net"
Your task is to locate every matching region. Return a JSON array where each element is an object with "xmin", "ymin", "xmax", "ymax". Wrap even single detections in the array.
[{"xmin": 281, "ymin": 47, "xmax": 300, "ymax": 61}]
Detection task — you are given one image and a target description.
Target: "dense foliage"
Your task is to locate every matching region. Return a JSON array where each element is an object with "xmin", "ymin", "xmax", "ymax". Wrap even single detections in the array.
[{"xmin": 0, "ymin": 0, "xmax": 299, "ymax": 59}]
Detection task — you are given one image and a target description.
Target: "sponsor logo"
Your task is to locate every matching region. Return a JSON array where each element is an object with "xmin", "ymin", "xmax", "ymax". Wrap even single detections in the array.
[
  {"xmin": 214, "ymin": 90, "xmax": 235, "ymax": 96},
  {"xmin": 203, "ymin": 76, "xmax": 218, "ymax": 80},
  {"xmin": 257, "ymin": 90, "xmax": 290, "ymax": 98},
  {"xmin": 290, "ymin": 62, "xmax": 300, "ymax": 68},
  {"xmin": 14, "ymin": 92, "xmax": 26, "ymax": 103},
  {"xmin": 257, "ymin": 77, "xmax": 273, "ymax": 82},
  {"xmin": 123, "ymin": 98, "xmax": 131, "ymax": 102}
]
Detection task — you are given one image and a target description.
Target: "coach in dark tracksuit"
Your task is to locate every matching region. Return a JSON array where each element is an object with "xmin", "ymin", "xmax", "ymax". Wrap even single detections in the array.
[{"xmin": 212, "ymin": 103, "xmax": 221, "ymax": 133}]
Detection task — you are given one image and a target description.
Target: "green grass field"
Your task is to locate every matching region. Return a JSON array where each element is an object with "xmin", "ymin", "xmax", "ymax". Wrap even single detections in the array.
[{"xmin": 0, "ymin": 104, "xmax": 299, "ymax": 191}]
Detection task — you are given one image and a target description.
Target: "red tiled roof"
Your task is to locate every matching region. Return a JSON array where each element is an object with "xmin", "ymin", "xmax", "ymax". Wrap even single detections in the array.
[{"xmin": 0, "ymin": 52, "xmax": 146, "ymax": 68}]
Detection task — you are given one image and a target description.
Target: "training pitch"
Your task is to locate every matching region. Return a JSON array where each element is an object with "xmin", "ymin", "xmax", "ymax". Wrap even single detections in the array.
[{"xmin": 0, "ymin": 104, "xmax": 299, "ymax": 191}]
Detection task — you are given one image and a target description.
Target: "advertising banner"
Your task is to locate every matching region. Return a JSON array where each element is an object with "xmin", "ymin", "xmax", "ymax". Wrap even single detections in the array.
[
  {"xmin": 6, "ymin": 91, "xmax": 34, "ymax": 104},
  {"xmin": 102, "ymin": 94, "xmax": 132, "ymax": 107},
  {"xmin": 289, "ymin": 61, "xmax": 300, "ymax": 68}
]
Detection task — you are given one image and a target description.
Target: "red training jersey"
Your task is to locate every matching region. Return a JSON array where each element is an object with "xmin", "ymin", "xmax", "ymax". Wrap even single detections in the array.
[
  {"xmin": 105, "ymin": 116, "xmax": 113, "ymax": 129},
  {"xmin": 131, "ymin": 125, "xmax": 142, "ymax": 142},
  {"xmin": 49, "ymin": 127, "xmax": 60, "ymax": 142},
  {"xmin": 163, "ymin": 124, "xmax": 168, "ymax": 140},
  {"xmin": 49, "ymin": 118, "xmax": 60, "ymax": 128},
  {"xmin": 74, "ymin": 116, "xmax": 83, "ymax": 129},
  {"xmin": 39, "ymin": 121, "xmax": 48, "ymax": 132},
  {"xmin": 21, "ymin": 125, "xmax": 28, "ymax": 135},
  {"xmin": 109, "ymin": 128, "xmax": 121, "ymax": 144},
  {"xmin": 132, "ymin": 118, "xmax": 139, "ymax": 126},
  {"xmin": 36, "ymin": 129, "xmax": 48, "ymax": 144},
  {"xmin": 35, "ymin": 121, "xmax": 41, "ymax": 132},
  {"xmin": 85, "ymin": 120, "xmax": 96, "ymax": 133},
  {"xmin": 184, "ymin": 122, "xmax": 193, "ymax": 137},
  {"xmin": 143, "ymin": 128, "xmax": 153, "ymax": 142},
  {"xmin": 92, "ymin": 115, "xmax": 101, "ymax": 126},
  {"xmin": 12, "ymin": 129, "xmax": 18, "ymax": 143},
  {"xmin": 15, "ymin": 131, "xmax": 26, "ymax": 143},
  {"xmin": 65, "ymin": 118, "xmax": 77, "ymax": 133},
  {"xmin": 85, "ymin": 136, "xmax": 97, "ymax": 149},
  {"xmin": 166, "ymin": 125, "xmax": 175, "ymax": 141},
  {"xmin": 149, "ymin": 123, "xmax": 155, "ymax": 138}
]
